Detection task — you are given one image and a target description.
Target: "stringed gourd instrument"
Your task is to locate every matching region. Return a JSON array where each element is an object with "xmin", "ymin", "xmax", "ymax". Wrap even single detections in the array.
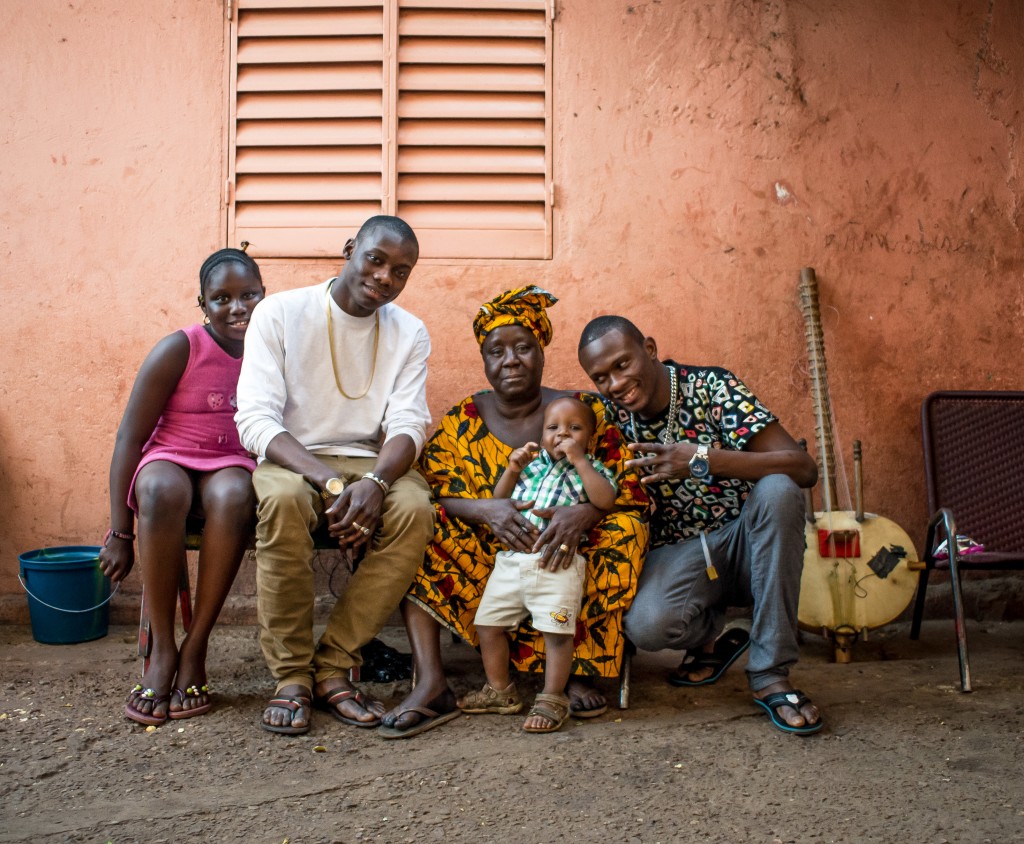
[{"xmin": 796, "ymin": 267, "xmax": 922, "ymax": 661}]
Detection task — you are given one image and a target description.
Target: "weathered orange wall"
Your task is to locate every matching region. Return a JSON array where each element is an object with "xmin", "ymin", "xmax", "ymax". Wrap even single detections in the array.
[{"xmin": 2, "ymin": 1, "xmax": 1020, "ymax": 621}]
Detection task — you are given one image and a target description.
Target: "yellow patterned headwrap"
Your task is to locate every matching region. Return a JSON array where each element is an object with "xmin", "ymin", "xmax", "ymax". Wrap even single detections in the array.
[{"xmin": 472, "ymin": 286, "xmax": 559, "ymax": 348}]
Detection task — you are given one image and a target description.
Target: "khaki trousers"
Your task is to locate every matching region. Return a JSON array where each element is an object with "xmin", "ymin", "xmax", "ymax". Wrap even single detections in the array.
[{"xmin": 252, "ymin": 456, "xmax": 433, "ymax": 694}]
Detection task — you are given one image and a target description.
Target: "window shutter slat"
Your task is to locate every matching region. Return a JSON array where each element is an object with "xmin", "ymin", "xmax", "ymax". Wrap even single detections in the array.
[
  {"xmin": 238, "ymin": 64, "xmax": 383, "ymax": 93},
  {"xmin": 399, "ymin": 91, "xmax": 543, "ymax": 119},
  {"xmin": 398, "ymin": 118, "xmax": 544, "ymax": 146},
  {"xmin": 398, "ymin": 147, "xmax": 543, "ymax": 174},
  {"xmin": 238, "ymin": 8, "xmax": 383, "ymax": 37},
  {"xmin": 240, "ymin": 0, "xmax": 382, "ymax": 8},
  {"xmin": 237, "ymin": 147, "xmax": 382, "ymax": 174},
  {"xmin": 238, "ymin": 36, "xmax": 383, "ymax": 65},
  {"xmin": 399, "ymin": 9, "xmax": 545, "ymax": 37},
  {"xmin": 237, "ymin": 91, "xmax": 382, "ymax": 119},
  {"xmin": 399, "ymin": 36, "xmax": 544, "ymax": 65},
  {"xmin": 398, "ymin": 174, "xmax": 544, "ymax": 202},
  {"xmin": 400, "ymin": 0, "xmax": 546, "ymax": 10},
  {"xmin": 237, "ymin": 173, "xmax": 382, "ymax": 202},
  {"xmin": 399, "ymin": 64, "xmax": 544, "ymax": 92},
  {"xmin": 237, "ymin": 118, "xmax": 382, "ymax": 147},
  {"xmin": 237, "ymin": 202, "xmax": 384, "ymax": 227}
]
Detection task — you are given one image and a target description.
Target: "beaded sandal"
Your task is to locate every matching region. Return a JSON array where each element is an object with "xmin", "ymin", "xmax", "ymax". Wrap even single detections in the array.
[
  {"xmin": 169, "ymin": 683, "xmax": 212, "ymax": 720},
  {"xmin": 124, "ymin": 684, "xmax": 170, "ymax": 727}
]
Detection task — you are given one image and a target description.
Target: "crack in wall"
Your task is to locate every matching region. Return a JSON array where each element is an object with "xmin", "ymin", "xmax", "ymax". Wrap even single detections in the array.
[{"xmin": 973, "ymin": 0, "xmax": 1022, "ymax": 234}]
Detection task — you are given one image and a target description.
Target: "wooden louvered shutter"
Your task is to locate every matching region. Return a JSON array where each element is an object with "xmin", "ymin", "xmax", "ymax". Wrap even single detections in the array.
[
  {"xmin": 230, "ymin": 0, "xmax": 388, "ymax": 258},
  {"xmin": 395, "ymin": 0, "xmax": 552, "ymax": 258},
  {"xmin": 228, "ymin": 1, "xmax": 551, "ymax": 260}
]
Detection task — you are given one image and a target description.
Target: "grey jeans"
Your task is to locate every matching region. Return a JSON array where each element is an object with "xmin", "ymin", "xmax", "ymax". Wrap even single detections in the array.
[{"xmin": 623, "ymin": 474, "xmax": 806, "ymax": 691}]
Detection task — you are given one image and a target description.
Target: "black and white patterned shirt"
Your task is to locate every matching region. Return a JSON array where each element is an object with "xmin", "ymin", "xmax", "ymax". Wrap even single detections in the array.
[{"xmin": 606, "ymin": 361, "xmax": 776, "ymax": 547}]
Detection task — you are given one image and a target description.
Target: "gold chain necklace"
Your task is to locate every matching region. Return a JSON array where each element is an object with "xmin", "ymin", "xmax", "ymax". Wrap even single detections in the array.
[{"xmin": 325, "ymin": 278, "xmax": 379, "ymax": 400}]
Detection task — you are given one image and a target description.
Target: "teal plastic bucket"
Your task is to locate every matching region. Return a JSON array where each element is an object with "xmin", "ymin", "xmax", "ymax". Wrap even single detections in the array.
[{"xmin": 18, "ymin": 546, "xmax": 116, "ymax": 644}]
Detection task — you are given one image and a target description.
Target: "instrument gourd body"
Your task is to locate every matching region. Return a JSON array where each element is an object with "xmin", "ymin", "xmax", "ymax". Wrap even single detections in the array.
[{"xmin": 800, "ymin": 510, "xmax": 919, "ymax": 637}]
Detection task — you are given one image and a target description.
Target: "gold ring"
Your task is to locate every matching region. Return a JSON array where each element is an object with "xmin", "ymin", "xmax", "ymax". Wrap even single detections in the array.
[
  {"xmin": 352, "ymin": 521, "xmax": 371, "ymax": 536},
  {"xmin": 558, "ymin": 544, "xmax": 570, "ymax": 553}
]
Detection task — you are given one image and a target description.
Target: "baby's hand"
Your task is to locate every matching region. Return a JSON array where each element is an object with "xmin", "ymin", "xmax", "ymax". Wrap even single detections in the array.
[
  {"xmin": 561, "ymin": 439, "xmax": 586, "ymax": 465},
  {"xmin": 509, "ymin": 442, "xmax": 540, "ymax": 472}
]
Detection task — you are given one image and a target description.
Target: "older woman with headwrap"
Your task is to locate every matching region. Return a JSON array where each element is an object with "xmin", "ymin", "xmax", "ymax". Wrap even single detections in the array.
[{"xmin": 380, "ymin": 287, "xmax": 649, "ymax": 738}]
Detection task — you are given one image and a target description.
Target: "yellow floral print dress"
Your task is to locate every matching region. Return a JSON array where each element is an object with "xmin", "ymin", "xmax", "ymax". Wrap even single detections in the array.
[{"xmin": 408, "ymin": 392, "xmax": 650, "ymax": 678}]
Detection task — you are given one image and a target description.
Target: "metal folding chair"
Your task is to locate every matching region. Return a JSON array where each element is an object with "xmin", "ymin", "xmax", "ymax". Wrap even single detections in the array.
[{"xmin": 911, "ymin": 391, "xmax": 1024, "ymax": 692}]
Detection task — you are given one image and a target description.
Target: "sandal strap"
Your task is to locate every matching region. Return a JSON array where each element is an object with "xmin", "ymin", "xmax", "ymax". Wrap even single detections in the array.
[
  {"xmin": 129, "ymin": 686, "xmax": 169, "ymax": 703},
  {"xmin": 267, "ymin": 696, "xmax": 311, "ymax": 713},
  {"xmin": 529, "ymin": 693, "xmax": 570, "ymax": 723},
  {"xmin": 462, "ymin": 682, "xmax": 520, "ymax": 708},
  {"xmin": 679, "ymin": 653, "xmax": 725, "ymax": 671},
  {"xmin": 323, "ymin": 688, "xmax": 367, "ymax": 708},
  {"xmin": 759, "ymin": 689, "xmax": 811, "ymax": 710},
  {"xmin": 391, "ymin": 705, "xmax": 441, "ymax": 720}
]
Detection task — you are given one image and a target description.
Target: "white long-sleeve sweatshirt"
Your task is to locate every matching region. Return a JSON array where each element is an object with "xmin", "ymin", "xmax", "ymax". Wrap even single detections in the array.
[{"xmin": 235, "ymin": 279, "xmax": 431, "ymax": 461}]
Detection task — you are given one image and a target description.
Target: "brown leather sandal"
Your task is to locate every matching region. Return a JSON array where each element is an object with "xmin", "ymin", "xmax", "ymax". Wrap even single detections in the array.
[
  {"xmin": 523, "ymin": 693, "xmax": 571, "ymax": 733},
  {"xmin": 458, "ymin": 681, "xmax": 523, "ymax": 714}
]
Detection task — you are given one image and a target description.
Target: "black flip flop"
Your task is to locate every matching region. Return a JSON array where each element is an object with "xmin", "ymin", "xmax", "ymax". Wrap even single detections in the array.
[
  {"xmin": 668, "ymin": 627, "xmax": 751, "ymax": 687},
  {"xmin": 378, "ymin": 690, "xmax": 461, "ymax": 740},
  {"xmin": 754, "ymin": 689, "xmax": 824, "ymax": 736}
]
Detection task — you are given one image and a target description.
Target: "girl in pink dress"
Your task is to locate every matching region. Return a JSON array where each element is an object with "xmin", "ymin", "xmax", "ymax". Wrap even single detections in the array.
[{"xmin": 99, "ymin": 248, "xmax": 265, "ymax": 726}]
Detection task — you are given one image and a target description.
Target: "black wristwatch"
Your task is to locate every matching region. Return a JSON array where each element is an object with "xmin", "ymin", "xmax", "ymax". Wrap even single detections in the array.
[{"xmin": 688, "ymin": 444, "xmax": 711, "ymax": 482}]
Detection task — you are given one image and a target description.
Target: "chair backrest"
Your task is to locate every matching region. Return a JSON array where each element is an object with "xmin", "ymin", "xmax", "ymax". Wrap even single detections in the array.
[{"xmin": 921, "ymin": 391, "xmax": 1024, "ymax": 553}]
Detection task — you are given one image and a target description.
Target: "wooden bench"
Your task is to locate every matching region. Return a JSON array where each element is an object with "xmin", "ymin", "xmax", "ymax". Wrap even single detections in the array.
[
  {"xmin": 137, "ymin": 519, "xmax": 368, "ymax": 679},
  {"xmin": 139, "ymin": 518, "xmax": 634, "ymax": 708}
]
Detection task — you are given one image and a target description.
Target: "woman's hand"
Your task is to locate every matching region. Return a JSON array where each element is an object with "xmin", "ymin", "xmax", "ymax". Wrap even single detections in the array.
[
  {"xmin": 479, "ymin": 498, "xmax": 540, "ymax": 553},
  {"xmin": 98, "ymin": 536, "xmax": 135, "ymax": 583},
  {"xmin": 532, "ymin": 503, "xmax": 603, "ymax": 570},
  {"xmin": 325, "ymin": 478, "xmax": 386, "ymax": 551}
]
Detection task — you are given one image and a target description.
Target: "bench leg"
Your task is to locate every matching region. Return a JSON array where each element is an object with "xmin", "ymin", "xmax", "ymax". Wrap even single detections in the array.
[
  {"xmin": 137, "ymin": 586, "xmax": 151, "ymax": 670},
  {"xmin": 618, "ymin": 638, "xmax": 635, "ymax": 710}
]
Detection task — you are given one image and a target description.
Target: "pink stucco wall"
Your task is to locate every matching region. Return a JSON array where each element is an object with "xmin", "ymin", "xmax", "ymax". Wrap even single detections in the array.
[{"xmin": 1, "ymin": 1, "xmax": 1020, "ymax": 621}]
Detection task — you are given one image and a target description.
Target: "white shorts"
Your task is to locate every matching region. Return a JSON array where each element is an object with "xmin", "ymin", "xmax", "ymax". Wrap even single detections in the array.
[{"xmin": 475, "ymin": 550, "xmax": 585, "ymax": 635}]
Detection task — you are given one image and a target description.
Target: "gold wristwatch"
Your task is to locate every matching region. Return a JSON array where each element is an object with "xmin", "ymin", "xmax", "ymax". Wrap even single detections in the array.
[{"xmin": 320, "ymin": 477, "xmax": 345, "ymax": 501}]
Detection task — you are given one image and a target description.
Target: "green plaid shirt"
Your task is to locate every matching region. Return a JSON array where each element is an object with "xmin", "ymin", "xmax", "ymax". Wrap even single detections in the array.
[{"xmin": 513, "ymin": 450, "xmax": 616, "ymax": 531}]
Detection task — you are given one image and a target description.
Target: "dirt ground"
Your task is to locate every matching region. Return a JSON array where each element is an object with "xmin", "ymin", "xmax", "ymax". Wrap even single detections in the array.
[{"xmin": 1, "ymin": 619, "xmax": 1022, "ymax": 844}]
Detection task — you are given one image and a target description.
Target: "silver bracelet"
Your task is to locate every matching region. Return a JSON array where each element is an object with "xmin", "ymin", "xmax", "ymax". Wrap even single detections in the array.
[{"xmin": 362, "ymin": 472, "xmax": 390, "ymax": 495}]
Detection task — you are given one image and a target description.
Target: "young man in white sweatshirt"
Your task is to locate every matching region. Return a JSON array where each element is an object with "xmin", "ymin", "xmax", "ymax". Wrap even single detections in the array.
[{"xmin": 235, "ymin": 215, "xmax": 434, "ymax": 735}]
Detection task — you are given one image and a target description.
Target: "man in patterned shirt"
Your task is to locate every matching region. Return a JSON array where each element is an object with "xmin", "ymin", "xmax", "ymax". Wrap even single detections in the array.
[{"xmin": 578, "ymin": 315, "xmax": 824, "ymax": 735}]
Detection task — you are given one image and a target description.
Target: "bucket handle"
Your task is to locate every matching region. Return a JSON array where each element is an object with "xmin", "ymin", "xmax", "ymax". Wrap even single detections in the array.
[{"xmin": 18, "ymin": 575, "xmax": 121, "ymax": 614}]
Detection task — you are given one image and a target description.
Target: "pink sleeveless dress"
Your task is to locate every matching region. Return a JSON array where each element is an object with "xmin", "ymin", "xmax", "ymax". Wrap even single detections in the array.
[{"xmin": 128, "ymin": 323, "xmax": 256, "ymax": 511}]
